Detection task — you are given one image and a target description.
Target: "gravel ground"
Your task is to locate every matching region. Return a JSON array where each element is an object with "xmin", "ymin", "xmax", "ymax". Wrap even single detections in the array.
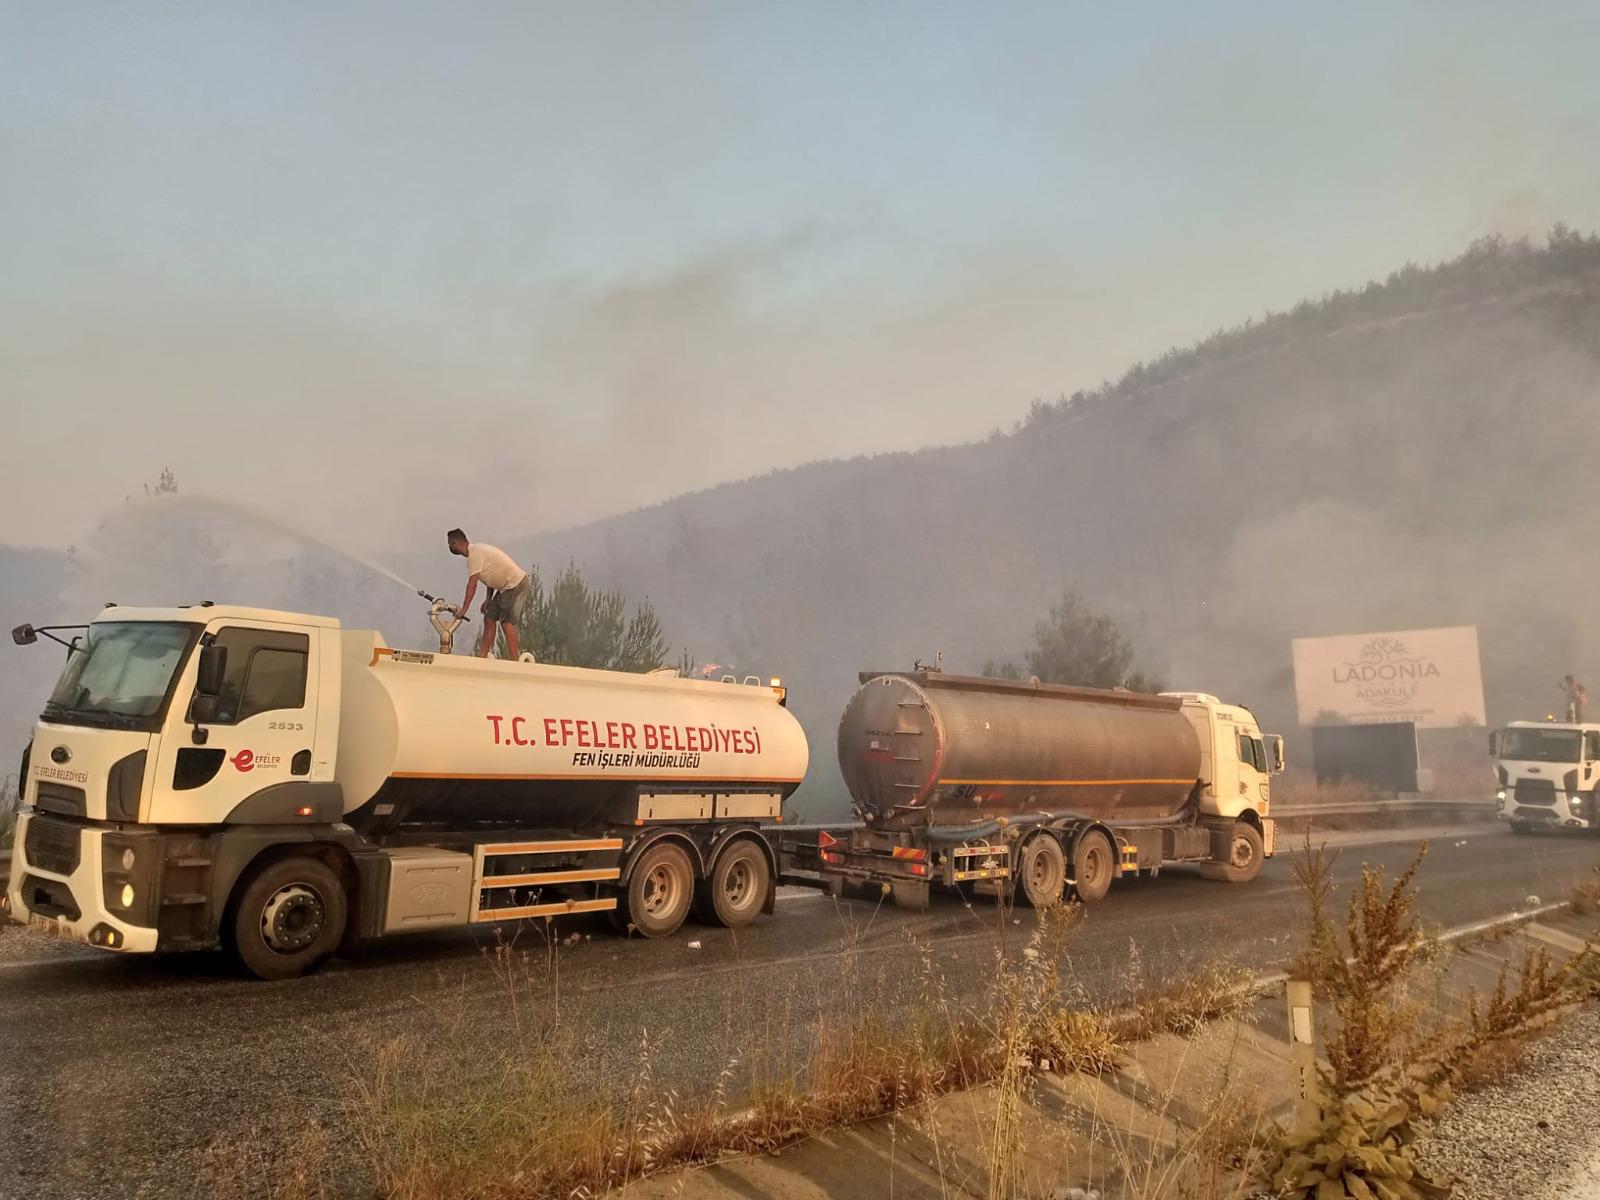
[{"xmin": 1414, "ymin": 1006, "xmax": 1600, "ymax": 1200}]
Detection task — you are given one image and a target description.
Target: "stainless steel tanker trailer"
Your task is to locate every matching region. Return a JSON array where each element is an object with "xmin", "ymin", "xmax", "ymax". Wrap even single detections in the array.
[
  {"xmin": 6, "ymin": 603, "xmax": 807, "ymax": 978},
  {"xmin": 794, "ymin": 671, "xmax": 1284, "ymax": 909}
]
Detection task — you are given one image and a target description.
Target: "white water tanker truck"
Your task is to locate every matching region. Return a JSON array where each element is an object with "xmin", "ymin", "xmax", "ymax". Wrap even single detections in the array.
[
  {"xmin": 5, "ymin": 604, "xmax": 1283, "ymax": 978},
  {"xmin": 802, "ymin": 671, "xmax": 1284, "ymax": 908},
  {"xmin": 5, "ymin": 603, "xmax": 806, "ymax": 978}
]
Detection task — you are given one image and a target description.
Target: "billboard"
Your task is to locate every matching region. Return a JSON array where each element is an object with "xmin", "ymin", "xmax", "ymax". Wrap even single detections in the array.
[{"xmin": 1291, "ymin": 625, "xmax": 1486, "ymax": 729}]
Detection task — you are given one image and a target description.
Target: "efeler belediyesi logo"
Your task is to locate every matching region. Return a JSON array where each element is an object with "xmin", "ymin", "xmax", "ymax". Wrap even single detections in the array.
[{"xmin": 1332, "ymin": 637, "xmax": 1441, "ymax": 709}]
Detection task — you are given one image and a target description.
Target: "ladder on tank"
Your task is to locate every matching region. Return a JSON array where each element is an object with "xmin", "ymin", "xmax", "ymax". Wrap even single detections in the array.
[{"xmin": 469, "ymin": 838, "xmax": 621, "ymax": 924}]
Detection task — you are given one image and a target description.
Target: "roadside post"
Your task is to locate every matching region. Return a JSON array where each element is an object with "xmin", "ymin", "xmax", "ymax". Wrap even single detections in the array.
[{"xmin": 1285, "ymin": 979, "xmax": 1321, "ymax": 1126}]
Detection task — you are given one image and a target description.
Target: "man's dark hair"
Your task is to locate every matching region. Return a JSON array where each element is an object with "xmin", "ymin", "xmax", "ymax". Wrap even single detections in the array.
[{"xmin": 446, "ymin": 528, "xmax": 467, "ymax": 542}]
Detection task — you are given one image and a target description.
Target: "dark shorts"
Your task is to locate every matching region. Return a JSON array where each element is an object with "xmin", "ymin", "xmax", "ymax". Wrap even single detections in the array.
[{"xmin": 483, "ymin": 576, "xmax": 530, "ymax": 624}]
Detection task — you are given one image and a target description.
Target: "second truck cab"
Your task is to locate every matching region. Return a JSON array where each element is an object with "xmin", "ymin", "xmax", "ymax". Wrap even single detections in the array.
[{"xmin": 1491, "ymin": 721, "xmax": 1600, "ymax": 832}]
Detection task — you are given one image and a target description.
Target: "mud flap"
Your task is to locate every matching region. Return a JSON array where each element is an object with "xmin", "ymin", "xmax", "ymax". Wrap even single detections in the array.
[{"xmin": 890, "ymin": 880, "xmax": 929, "ymax": 910}]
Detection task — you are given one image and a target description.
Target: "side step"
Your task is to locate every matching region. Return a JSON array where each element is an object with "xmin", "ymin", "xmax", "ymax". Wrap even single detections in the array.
[{"xmin": 470, "ymin": 838, "xmax": 622, "ymax": 923}]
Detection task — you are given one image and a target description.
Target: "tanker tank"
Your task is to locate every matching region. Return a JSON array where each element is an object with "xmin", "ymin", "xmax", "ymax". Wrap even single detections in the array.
[
  {"xmin": 837, "ymin": 671, "xmax": 1201, "ymax": 831},
  {"xmin": 334, "ymin": 631, "xmax": 809, "ymax": 834}
]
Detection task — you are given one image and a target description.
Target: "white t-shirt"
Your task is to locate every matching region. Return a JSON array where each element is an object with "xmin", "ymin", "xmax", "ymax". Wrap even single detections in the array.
[{"xmin": 467, "ymin": 542, "xmax": 527, "ymax": 591}]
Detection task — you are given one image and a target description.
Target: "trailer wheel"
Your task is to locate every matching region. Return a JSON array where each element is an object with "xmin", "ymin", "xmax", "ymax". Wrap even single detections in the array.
[
  {"xmin": 618, "ymin": 843, "xmax": 695, "ymax": 938},
  {"xmin": 1071, "ymin": 830, "xmax": 1115, "ymax": 903},
  {"xmin": 227, "ymin": 855, "xmax": 347, "ymax": 981},
  {"xmin": 1018, "ymin": 833, "xmax": 1067, "ymax": 908},
  {"xmin": 1200, "ymin": 822, "xmax": 1265, "ymax": 884},
  {"xmin": 704, "ymin": 840, "xmax": 771, "ymax": 928}
]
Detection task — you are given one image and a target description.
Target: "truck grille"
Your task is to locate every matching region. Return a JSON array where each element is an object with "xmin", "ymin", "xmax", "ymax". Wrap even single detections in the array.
[
  {"xmin": 1514, "ymin": 780, "xmax": 1557, "ymax": 807},
  {"xmin": 24, "ymin": 817, "xmax": 82, "ymax": 876}
]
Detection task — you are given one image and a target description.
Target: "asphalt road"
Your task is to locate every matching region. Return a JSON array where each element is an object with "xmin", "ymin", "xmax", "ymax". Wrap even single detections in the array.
[{"xmin": 2, "ymin": 823, "xmax": 1596, "ymax": 1200}]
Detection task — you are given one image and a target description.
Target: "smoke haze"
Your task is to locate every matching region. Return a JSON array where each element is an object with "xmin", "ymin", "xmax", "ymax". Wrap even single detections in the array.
[{"xmin": 4, "ymin": 3, "xmax": 1600, "ymax": 552}]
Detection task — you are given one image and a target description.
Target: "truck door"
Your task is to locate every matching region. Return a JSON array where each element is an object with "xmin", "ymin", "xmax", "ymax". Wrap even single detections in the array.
[
  {"xmin": 1236, "ymin": 732, "xmax": 1267, "ymax": 805},
  {"xmin": 152, "ymin": 623, "xmax": 319, "ymax": 822}
]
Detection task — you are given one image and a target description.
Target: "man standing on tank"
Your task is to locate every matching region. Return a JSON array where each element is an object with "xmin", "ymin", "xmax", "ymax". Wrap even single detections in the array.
[{"xmin": 447, "ymin": 528, "xmax": 531, "ymax": 659}]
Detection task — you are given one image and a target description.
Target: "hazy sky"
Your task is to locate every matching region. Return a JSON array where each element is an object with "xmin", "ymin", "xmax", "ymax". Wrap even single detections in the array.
[{"xmin": 3, "ymin": 1, "xmax": 1597, "ymax": 553}]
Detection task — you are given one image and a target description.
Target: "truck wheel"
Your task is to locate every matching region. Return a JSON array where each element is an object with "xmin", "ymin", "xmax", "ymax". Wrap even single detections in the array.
[
  {"xmin": 1018, "ymin": 833, "xmax": 1067, "ymax": 908},
  {"xmin": 704, "ymin": 840, "xmax": 771, "ymax": 928},
  {"xmin": 227, "ymin": 856, "xmax": 347, "ymax": 981},
  {"xmin": 1200, "ymin": 822, "xmax": 1265, "ymax": 883},
  {"xmin": 1071, "ymin": 830, "xmax": 1115, "ymax": 903},
  {"xmin": 1509, "ymin": 820, "xmax": 1532, "ymax": 836},
  {"xmin": 618, "ymin": 843, "xmax": 694, "ymax": 938}
]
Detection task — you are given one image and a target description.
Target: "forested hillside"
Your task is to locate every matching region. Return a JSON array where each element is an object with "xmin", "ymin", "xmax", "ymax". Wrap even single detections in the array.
[{"xmin": 522, "ymin": 230, "xmax": 1600, "ymax": 816}]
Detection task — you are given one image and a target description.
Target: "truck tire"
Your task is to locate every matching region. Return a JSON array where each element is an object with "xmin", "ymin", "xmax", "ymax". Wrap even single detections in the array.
[
  {"xmin": 703, "ymin": 839, "xmax": 771, "ymax": 928},
  {"xmin": 1018, "ymin": 833, "xmax": 1067, "ymax": 908},
  {"xmin": 1071, "ymin": 830, "xmax": 1115, "ymax": 903},
  {"xmin": 1509, "ymin": 820, "xmax": 1532, "ymax": 836},
  {"xmin": 618, "ymin": 842, "xmax": 695, "ymax": 938},
  {"xmin": 227, "ymin": 855, "xmax": 348, "ymax": 981},
  {"xmin": 1200, "ymin": 822, "xmax": 1265, "ymax": 883}
]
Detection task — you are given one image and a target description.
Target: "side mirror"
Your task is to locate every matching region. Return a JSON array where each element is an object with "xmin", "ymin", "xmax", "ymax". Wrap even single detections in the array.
[
  {"xmin": 11, "ymin": 623, "xmax": 37, "ymax": 646},
  {"xmin": 195, "ymin": 643, "xmax": 227, "ymax": 700},
  {"xmin": 1488, "ymin": 731, "xmax": 1502, "ymax": 757},
  {"xmin": 1267, "ymin": 734, "xmax": 1285, "ymax": 774}
]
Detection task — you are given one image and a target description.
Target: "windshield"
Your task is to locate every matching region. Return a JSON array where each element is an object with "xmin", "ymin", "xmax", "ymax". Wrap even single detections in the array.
[
  {"xmin": 45, "ymin": 622, "xmax": 199, "ymax": 727},
  {"xmin": 1498, "ymin": 727, "xmax": 1582, "ymax": 763}
]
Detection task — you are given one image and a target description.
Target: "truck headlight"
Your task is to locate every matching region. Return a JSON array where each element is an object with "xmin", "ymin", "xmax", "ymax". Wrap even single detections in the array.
[
  {"xmin": 119, "ymin": 883, "xmax": 135, "ymax": 908},
  {"xmin": 1497, "ymin": 790, "xmax": 1506, "ymax": 803},
  {"xmin": 121, "ymin": 848, "xmax": 136, "ymax": 872}
]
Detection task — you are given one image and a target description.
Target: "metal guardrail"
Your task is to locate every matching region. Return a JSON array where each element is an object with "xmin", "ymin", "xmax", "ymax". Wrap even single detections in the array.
[{"xmin": 1272, "ymin": 797, "xmax": 1497, "ymax": 819}]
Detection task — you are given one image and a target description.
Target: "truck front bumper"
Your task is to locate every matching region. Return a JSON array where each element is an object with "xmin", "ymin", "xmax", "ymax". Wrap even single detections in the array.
[
  {"xmin": 1498, "ymin": 792, "xmax": 1595, "ymax": 829},
  {"xmin": 4, "ymin": 812, "xmax": 160, "ymax": 953}
]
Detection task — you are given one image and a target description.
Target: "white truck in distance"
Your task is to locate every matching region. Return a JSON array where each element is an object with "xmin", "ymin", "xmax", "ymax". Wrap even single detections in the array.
[
  {"xmin": 6, "ymin": 604, "xmax": 807, "ymax": 978},
  {"xmin": 1491, "ymin": 721, "xmax": 1600, "ymax": 832}
]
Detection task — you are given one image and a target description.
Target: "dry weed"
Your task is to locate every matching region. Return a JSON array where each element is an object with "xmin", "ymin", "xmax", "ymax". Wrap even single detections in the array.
[{"xmin": 1263, "ymin": 840, "xmax": 1600, "ymax": 1200}]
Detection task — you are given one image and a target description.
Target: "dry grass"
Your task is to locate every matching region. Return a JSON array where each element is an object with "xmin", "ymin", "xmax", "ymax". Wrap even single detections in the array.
[
  {"xmin": 1107, "ymin": 962, "xmax": 1255, "ymax": 1043},
  {"xmin": 1570, "ymin": 865, "xmax": 1600, "ymax": 915},
  {"xmin": 203, "ymin": 1119, "xmax": 334, "ymax": 1200}
]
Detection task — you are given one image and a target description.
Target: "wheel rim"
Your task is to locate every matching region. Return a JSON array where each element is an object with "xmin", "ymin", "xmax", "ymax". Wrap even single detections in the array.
[
  {"xmin": 1231, "ymin": 835, "xmax": 1256, "ymax": 870},
  {"xmin": 1027, "ymin": 844, "xmax": 1060, "ymax": 896},
  {"xmin": 1082, "ymin": 843, "xmax": 1108, "ymax": 887},
  {"xmin": 721, "ymin": 855, "xmax": 757, "ymax": 910},
  {"xmin": 642, "ymin": 861, "xmax": 682, "ymax": 919},
  {"xmin": 260, "ymin": 884, "xmax": 325, "ymax": 955}
]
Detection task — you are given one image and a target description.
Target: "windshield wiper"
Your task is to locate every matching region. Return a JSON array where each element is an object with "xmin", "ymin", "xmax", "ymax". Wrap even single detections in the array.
[{"xmin": 43, "ymin": 702, "xmax": 143, "ymax": 730}]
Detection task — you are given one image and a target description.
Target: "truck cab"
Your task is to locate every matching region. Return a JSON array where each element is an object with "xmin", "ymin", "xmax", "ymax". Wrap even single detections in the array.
[
  {"xmin": 7, "ymin": 605, "xmax": 343, "ymax": 955},
  {"xmin": 1491, "ymin": 721, "xmax": 1600, "ymax": 832},
  {"xmin": 1165, "ymin": 691, "xmax": 1284, "ymax": 859}
]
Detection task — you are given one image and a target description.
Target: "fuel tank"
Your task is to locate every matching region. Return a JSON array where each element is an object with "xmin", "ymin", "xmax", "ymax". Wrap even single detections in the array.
[
  {"xmin": 336, "ymin": 632, "xmax": 809, "ymax": 833},
  {"xmin": 837, "ymin": 672, "xmax": 1201, "ymax": 831}
]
